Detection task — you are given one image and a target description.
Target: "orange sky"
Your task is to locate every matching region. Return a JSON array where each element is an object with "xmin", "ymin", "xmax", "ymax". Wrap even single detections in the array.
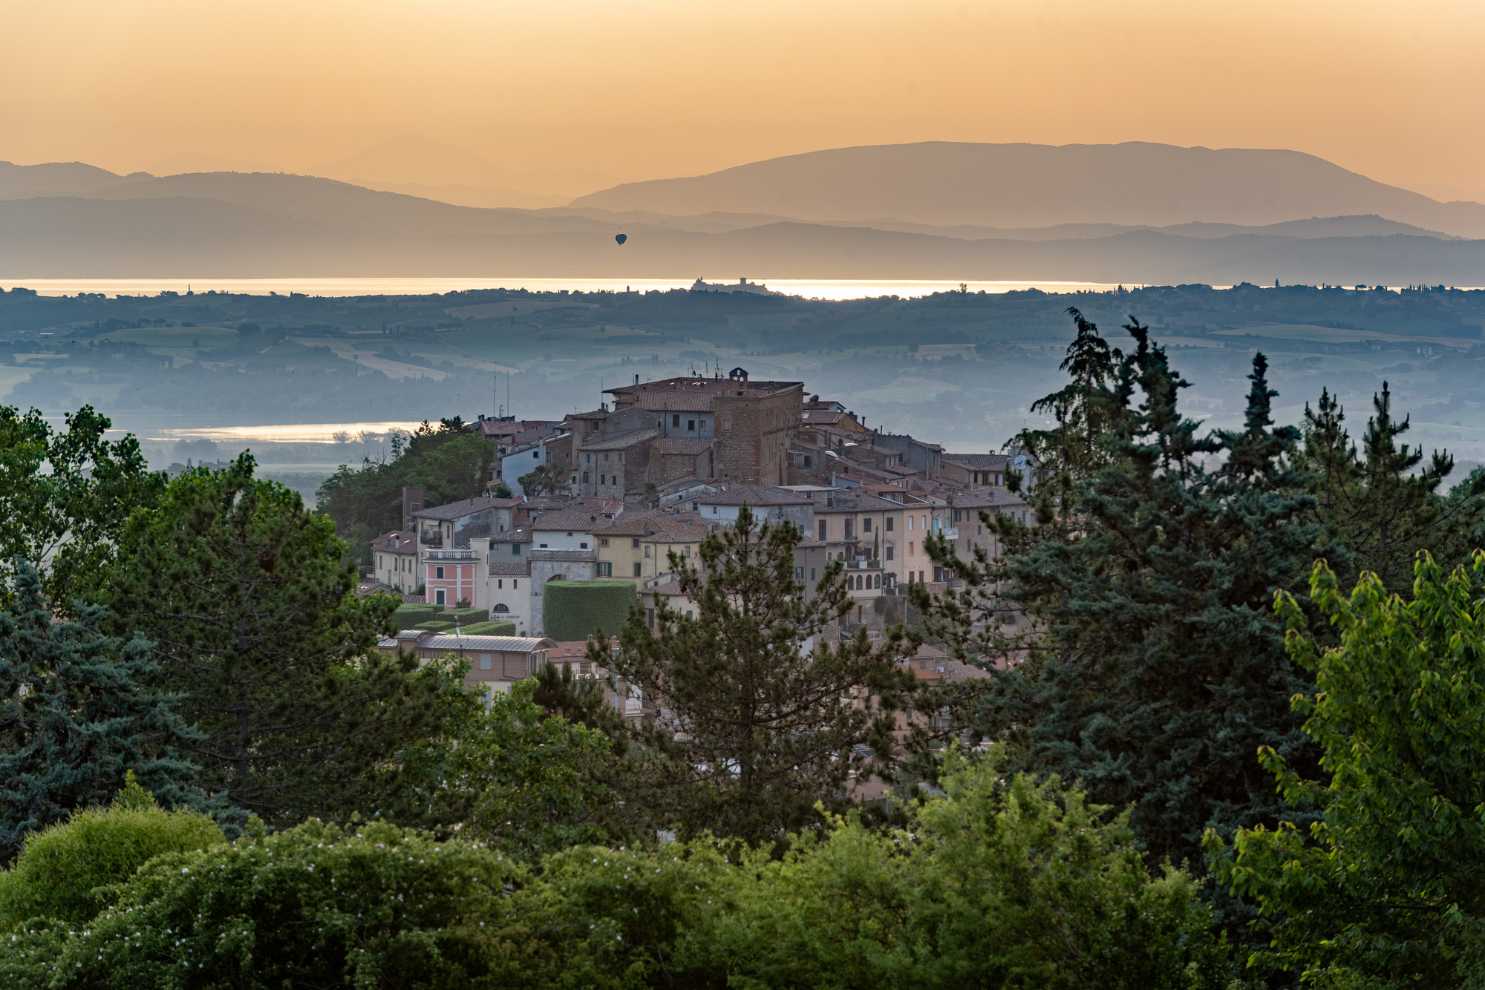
[{"xmin": 5, "ymin": 0, "xmax": 1483, "ymax": 204}]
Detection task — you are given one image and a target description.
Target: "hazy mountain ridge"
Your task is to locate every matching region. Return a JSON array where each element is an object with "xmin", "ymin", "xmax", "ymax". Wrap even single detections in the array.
[
  {"xmin": 573, "ymin": 141, "xmax": 1485, "ymax": 238},
  {"xmin": 2, "ymin": 148, "xmax": 1485, "ymax": 283}
]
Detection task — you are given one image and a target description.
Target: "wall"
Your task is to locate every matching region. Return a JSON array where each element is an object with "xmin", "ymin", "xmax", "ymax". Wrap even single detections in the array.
[
  {"xmin": 713, "ymin": 385, "xmax": 803, "ymax": 484},
  {"xmin": 500, "ymin": 444, "xmax": 545, "ymax": 496}
]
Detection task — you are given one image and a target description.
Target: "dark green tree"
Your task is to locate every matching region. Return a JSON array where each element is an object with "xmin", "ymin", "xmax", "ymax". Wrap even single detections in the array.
[
  {"xmin": 1214, "ymin": 553, "xmax": 1485, "ymax": 986},
  {"xmin": 0, "ymin": 565, "xmax": 203, "ymax": 862},
  {"xmin": 1296, "ymin": 381, "xmax": 1485, "ymax": 593},
  {"xmin": 101, "ymin": 453, "xmax": 467, "ymax": 826},
  {"xmin": 518, "ymin": 462, "xmax": 570, "ymax": 497},
  {"xmin": 0, "ymin": 404, "xmax": 163, "ymax": 607},
  {"xmin": 593, "ymin": 507, "xmax": 917, "ymax": 845},
  {"xmin": 922, "ymin": 315, "xmax": 1318, "ymax": 868}
]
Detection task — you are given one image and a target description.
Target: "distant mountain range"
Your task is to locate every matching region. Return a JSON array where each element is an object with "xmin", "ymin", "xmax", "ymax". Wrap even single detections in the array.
[
  {"xmin": 574, "ymin": 142, "xmax": 1485, "ymax": 238},
  {"xmin": 3, "ymin": 143, "xmax": 1485, "ymax": 284}
]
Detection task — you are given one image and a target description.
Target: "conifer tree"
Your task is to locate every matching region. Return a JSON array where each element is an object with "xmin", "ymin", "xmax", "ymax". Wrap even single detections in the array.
[
  {"xmin": 0, "ymin": 564, "xmax": 202, "ymax": 861},
  {"xmin": 593, "ymin": 507, "xmax": 916, "ymax": 845},
  {"xmin": 1296, "ymin": 382, "xmax": 1485, "ymax": 591},
  {"xmin": 922, "ymin": 314, "xmax": 1318, "ymax": 867}
]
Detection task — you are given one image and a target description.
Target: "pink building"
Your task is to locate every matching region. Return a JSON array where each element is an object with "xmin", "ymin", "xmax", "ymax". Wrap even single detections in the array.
[{"xmin": 424, "ymin": 547, "xmax": 479, "ymax": 607}]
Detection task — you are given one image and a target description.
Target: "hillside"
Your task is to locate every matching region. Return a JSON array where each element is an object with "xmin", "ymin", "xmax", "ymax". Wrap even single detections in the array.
[{"xmin": 573, "ymin": 142, "xmax": 1485, "ymax": 237}]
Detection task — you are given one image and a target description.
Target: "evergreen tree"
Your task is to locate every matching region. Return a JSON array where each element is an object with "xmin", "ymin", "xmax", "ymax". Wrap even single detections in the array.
[
  {"xmin": 593, "ymin": 507, "xmax": 916, "ymax": 845},
  {"xmin": 922, "ymin": 314, "xmax": 1319, "ymax": 868},
  {"xmin": 1010, "ymin": 306, "xmax": 1121, "ymax": 509},
  {"xmin": 1296, "ymin": 381, "xmax": 1485, "ymax": 592},
  {"xmin": 0, "ymin": 564, "xmax": 203, "ymax": 862},
  {"xmin": 101, "ymin": 453, "xmax": 466, "ymax": 826}
]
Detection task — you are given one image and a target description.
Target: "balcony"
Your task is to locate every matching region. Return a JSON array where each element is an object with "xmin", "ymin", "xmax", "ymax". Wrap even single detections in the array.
[{"xmin": 425, "ymin": 548, "xmax": 477, "ymax": 562}]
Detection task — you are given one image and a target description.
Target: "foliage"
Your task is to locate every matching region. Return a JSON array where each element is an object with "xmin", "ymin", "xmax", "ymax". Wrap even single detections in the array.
[
  {"xmin": 459, "ymin": 620, "xmax": 517, "ymax": 635},
  {"xmin": 41, "ymin": 819, "xmax": 527, "ymax": 990},
  {"xmin": 1296, "ymin": 383, "xmax": 1485, "ymax": 593},
  {"xmin": 1214, "ymin": 553, "xmax": 1485, "ymax": 987},
  {"xmin": 0, "ymin": 564, "xmax": 206, "ymax": 863},
  {"xmin": 681, "ymin": 749, "xmax": 1232, "ymax": 989},
  {"xmin": 100, "ymin": 453, "xmax": 468, "ymax": 826},
  {"xmin": 595, "ymin": 507, "xmax": 917, "ymax": 845},
  {"xmin": 21, "ymin": 751, "xmax": 1230, "ymax": 990},
  {"xmin": 316, "ymin": 419, "xmax": 495, "ymax": 565},
  {"xmin": 921, "ymin": 313, "xmax": 1319, "ymax": 868},
  {"xmin": 519, "ymin": 462, "xmax": 570, "ymax": 497},
  {"xmin": 0, "ymin": 404, "xmax": 163, "ymax": 607},
  {"xmin": 544, "ymin": 579, "xmax": 637, "ymax": 642},
  {"xmin": 0, "ymin": 774, "xmax": 223, "ymax": 930},
  {"xmin": 377, "ymin": 679, "xmax": 635, "ymax": 861}
]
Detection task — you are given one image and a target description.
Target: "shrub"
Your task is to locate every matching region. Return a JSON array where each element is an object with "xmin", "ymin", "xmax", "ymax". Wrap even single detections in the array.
[
  {"xmin": 0, "ymin": 775, "xmax": 223, "ymax": 930},
  {"xmin": 543, "ymin": 580, "xmax": 636, "ymax": 641},
  {"xmin": 48, "ymin": 820, "xmax": 525, "ymax": 989},
  {"xmin": 459, "ymin": 621, "xmax": 517, "ymax": 636}
]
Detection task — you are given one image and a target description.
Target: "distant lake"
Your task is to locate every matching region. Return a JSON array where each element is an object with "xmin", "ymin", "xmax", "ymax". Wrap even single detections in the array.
[
  {"xmin": 2, "ymin": 276, "xmax": 1137, "ymax": 301},
  {"xmin": 149, "ymin": 421, "xmax": 427, "ymax": 444}
]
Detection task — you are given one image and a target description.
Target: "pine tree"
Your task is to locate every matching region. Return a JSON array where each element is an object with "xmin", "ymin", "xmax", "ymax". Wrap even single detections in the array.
[
  {"xmin": 1296, "ymin": 382, "xmax": 1485, "ymax": 592},
  {"xmin": 593, "ymin": 507, "xmax": 916, "ymax": 845},
  {"xmin": 922, "ymin": 314, "xmax": 1319, "ymax": 868},
  {"xmin": 0, "ymin": 564, "xmax": 203, "ymax": 861}
]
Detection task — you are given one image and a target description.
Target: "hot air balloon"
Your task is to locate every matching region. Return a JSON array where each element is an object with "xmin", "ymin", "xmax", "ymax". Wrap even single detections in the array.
[{"xmin": 614, "ymin": 233, "xmax": 628, "ymax": 246}]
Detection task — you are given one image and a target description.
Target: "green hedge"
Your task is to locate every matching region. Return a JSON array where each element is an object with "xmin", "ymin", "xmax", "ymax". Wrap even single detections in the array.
[
  {"xmin": 543, "ymin": 580, "xmax": 636, "ymax": 642},
  {"xmin": 460, "ymin": 621, "xmax": 517, "ymax": 636},
  {"xmin": 414, "ymin": 618, "xmax": 459, "ymax": 632}
]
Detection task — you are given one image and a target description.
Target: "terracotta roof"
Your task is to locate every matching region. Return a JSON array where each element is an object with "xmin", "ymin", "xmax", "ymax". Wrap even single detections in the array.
[
  {"xmin": 371, "ymin": 530, "xmax": 416, "ymax": 553},
  {"xmin": 694, "ymin": 484, "xmax": 812, "ymax": 507},
  {"xmin": 531, "ymin": 509, "xmax": 602, "ymax": 531},
  {"xmin": 654, "ymin": 438, "xmax": 714, "ymax": 456},
  {"xmin": 944, "ymin": 453, "xmax": 1011, "ymax": 470},
  {"xmin": 413, "ymin": 495, "xmax": 521, "ymax": 521},
  {"xmin": 566, "ymin": 407, "xmax": 610, "ymax": 421},
  {"xmin": 488, "ymin": 559, "xmax": 530, "ymax": 576},
  {"xmin": 581, "ymin": 428, "xmax": 660, "ymax": 452},
  {"xmin": 595, "ymin": 510, "xmax": 710, "ymax": 541},
  {"xmin": 813, "ymin": 491, "xmax": 905, "ymax": 512}
]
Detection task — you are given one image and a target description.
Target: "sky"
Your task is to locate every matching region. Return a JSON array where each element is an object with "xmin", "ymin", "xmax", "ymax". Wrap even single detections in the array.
[{"xmin": 5, "ymin": 0, "xmax": 1484, "ymax": 205}]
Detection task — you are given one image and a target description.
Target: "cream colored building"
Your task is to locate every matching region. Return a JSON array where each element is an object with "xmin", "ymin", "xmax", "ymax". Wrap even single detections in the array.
[{"xmin": 593, "ymin": 510, "xmax": 711, "ymax": 582}]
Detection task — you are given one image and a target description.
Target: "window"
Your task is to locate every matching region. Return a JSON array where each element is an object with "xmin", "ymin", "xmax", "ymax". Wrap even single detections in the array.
[
  {"xmin": 435, "ymin": 566, "xmax": 445, "ymax": 579},
  {"xmin": 599, "ymin": 537, "xmax": 609, "ymax": 548},
  {"xmin": 810, "ymin": 567, "xmax": 816, "ymax": 582},
  {"xmin": 582, "ymin": 471, "xmax": 590, "ymax": 484},
  {"xmin": 597, "ymin": 562, "xmax": 613, "ymax": 577},
  {"xmin": 844, "ymin": 519, "xmax": 854, "ymax": 539},
  {"xmin": 631, "ymin": 537, "xmax": 640, "ymax": 549},
  {"xmin": 672, "ymin": 413, "xmax": 680, "ymax": 427},
  {"xmin": 885, "ymin": 545, "xmax": 894, "ymax": 561},
  {"xmin": 862, "ymin": 517, "xmax": 872, "ymax": 533},
  {"xmin": 579, "ymin": 541, "xmax": 589, "ymax": 550},
  {"xmin": 497, "ymin": 579, "xmax": 502, "ymax": 589},
  {"xmin": 907, "ymin": 515, "xmax": 914, "ymax": 531},
  {"xmin": 435, "ymin": 588, "xmax": 446, "ymax": 605},
  {"xmin": 513, "ymin": 543, "xmax": 521, "ymax": 556},
  {"xmin": 493, "ymin": 603, "xmax": 509, "ymax": 613},
  {"xmin": 584, "ymin": 453, "xmax": 592, "ymax": 464},
  {"xmin": 479, "ymin": 655, "xmax": 493, "ymax": 671},
  {"xmin": 633, "ymin": 562, "xmax": 642, "ymax": 577},
  {"xmin": 513, "ymin": 579, "xmax": 519, "ymax": 589},
  {"xmin": 908, "ymin": 541, "xmax": 915, "ymax": 556},
  {"xmin": 817, "ymin": 520, "xmax": 827, "ymax": 541},
  {"xmin": 885, "ymin": 517, "xmax": 894, "ymax": 532},
  {"xmin": 644, "ymin": 545, "xmax": 652, "ymax": 558},
  {"xmin": 687, "ymin": 419, "xmax": 695, "ymax": 431}
]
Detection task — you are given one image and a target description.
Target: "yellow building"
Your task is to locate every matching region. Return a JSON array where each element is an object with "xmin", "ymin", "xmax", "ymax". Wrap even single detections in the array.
[{"xmin": 594, "ymin": 510, "xmax": 711, "ymax": 582}]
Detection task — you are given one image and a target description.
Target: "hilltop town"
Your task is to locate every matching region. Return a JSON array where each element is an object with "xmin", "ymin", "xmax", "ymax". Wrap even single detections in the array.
[{"xmin": 364, "ymin": 367, "xmax": 1034, "ymax": 696}]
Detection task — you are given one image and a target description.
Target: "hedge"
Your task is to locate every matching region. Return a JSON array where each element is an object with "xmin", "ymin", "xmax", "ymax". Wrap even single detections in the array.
[
  {"xmin": 460, "ymin": 621, "xmax": 518, "ymax": 636},
  {"xmin": 543, "ymin": 580, "xmax": 636, "ymax": 641}
]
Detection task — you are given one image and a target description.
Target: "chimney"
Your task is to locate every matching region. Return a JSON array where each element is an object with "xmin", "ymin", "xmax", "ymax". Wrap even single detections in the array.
[{"xmin": 634, "ymin": 373, "xmax": 640, "ymax": 385}]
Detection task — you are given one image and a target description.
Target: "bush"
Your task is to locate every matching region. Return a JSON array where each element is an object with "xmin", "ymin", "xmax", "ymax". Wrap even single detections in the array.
[
  {"xmin": 47, "ymin": 820, "xmax": 525, "ymax": 989},
  {"xmin": 414, "ymin": 618, "xmax": 459, "ymax": 632},
  {"xmin": 0, "ymin": 775, "xmax": 223, "ymax": 930},
  {"xmin": 460, "ymin": 620, "xmax": 517, "ymax": 636},
  {"xmin": 543, "ymin": 580, "xmax": 636, "ymax": 641}
]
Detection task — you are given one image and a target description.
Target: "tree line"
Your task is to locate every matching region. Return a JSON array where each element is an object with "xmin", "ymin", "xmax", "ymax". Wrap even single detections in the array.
[{"xmin": 3, "ymin": 307, "xmax": 1485, "ymax": 985}]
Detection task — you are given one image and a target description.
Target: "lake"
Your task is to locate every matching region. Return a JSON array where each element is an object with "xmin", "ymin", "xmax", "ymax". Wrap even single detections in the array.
[{"xmin": 1, "ymin": 276, "xmax": 1137, "ymax": 301}]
